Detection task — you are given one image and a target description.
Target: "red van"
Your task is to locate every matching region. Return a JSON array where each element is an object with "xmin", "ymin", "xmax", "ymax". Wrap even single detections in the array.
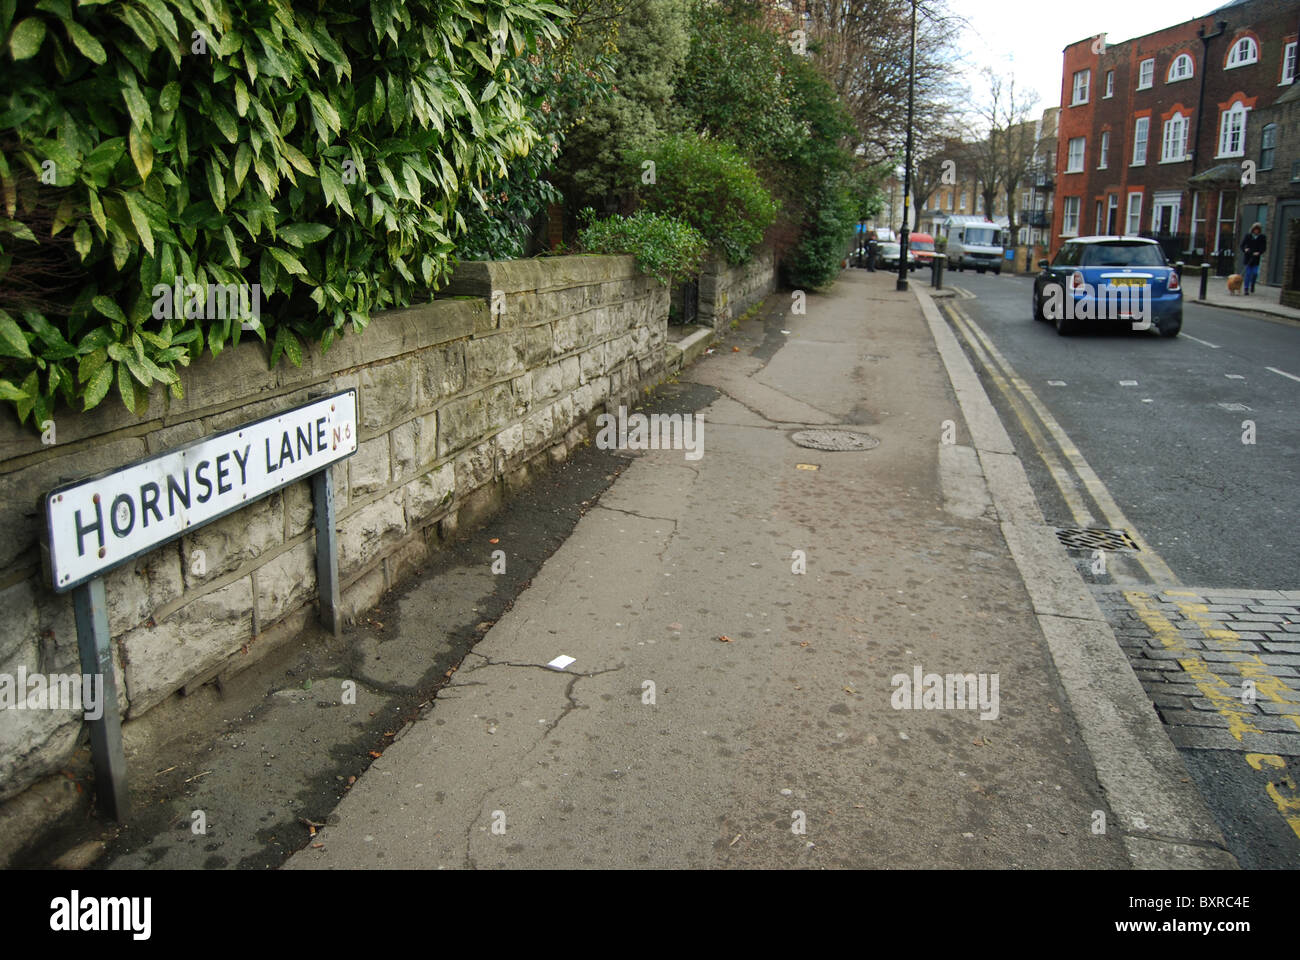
[{"xmin": 906, "ymin": 232, "xmax": 936, "ymax": 271}]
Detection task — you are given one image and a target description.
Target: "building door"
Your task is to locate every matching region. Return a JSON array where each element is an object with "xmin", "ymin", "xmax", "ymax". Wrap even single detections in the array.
[
  {"xmin": 1107, "ymin": 195, "xmax": 1118, "ymax": 234},
  {"xmin": 1269, "ymin": 202, "xmax": 1300, "ymax": 287}
]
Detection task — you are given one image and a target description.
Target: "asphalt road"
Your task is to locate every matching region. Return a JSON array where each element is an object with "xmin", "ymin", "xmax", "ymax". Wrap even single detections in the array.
[
  {"xmin": 940, "ymin": 268, "xmax": 1300, "ymax": 869},
  {"xmin": 941, "ymin": 270, "xmax": 1299, "ymax": 590}
]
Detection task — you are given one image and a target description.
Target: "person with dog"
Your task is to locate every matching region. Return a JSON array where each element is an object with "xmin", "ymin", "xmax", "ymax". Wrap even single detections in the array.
[{"xmin": 1241, "ymin": 222, "xmax": 1266, "ymax": 295}]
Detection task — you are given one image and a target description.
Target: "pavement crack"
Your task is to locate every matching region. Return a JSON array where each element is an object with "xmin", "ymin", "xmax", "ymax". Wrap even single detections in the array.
[{"xmin": 593, "ymin": 503, "xmax": 680, "ymax": 524}]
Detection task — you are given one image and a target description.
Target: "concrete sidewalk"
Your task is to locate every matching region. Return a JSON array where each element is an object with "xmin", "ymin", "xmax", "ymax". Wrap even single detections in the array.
[
  {"xmin": 285, "ymin": 269, "xmax": 1229, "ymax": 869},
  {"xmin": 1190, "ymin": 276, "xmax": 1300, "ymax": 323}
]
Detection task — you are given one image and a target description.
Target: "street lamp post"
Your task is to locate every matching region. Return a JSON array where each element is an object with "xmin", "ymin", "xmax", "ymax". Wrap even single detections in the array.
[{"xmin": 897, "ymin": 0, "xmax": 917, "ymax": 292}]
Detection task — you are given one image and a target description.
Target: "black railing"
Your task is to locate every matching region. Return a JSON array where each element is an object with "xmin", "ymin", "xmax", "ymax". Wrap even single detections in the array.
[{"xmin": 1020, "ymin": 210, "xmax": 1050, "ymax": 228}]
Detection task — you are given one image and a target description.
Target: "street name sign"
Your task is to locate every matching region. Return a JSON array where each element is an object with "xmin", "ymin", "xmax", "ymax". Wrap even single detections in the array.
[{"xmin": 44, "ymin": 390, "xmax": 356, "ymax": 592}]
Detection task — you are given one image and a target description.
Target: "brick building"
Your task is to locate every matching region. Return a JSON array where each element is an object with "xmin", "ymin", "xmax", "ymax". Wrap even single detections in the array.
[
  {"xmin": 1052, "ymin": 0, "xmax": 1300, "ymax": 274},
  {"xmin": 1241, "ymin": 81, "xmax": 1300, "ymax": 284}
]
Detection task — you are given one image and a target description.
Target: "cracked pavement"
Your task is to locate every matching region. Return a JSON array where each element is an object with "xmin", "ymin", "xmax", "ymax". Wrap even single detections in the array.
[{"xmin": 286, "ymin": 272, "xmax": 1134, "ymax": 869}]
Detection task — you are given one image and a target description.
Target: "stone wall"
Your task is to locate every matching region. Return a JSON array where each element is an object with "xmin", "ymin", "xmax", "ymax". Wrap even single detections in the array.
[
  {"xmin": 698, "ymin": 249, "xmax": 777, "ymax": 330},
  {"xmin": 0, "ymin": 254, "xmax": 667, "ymax": 803}
]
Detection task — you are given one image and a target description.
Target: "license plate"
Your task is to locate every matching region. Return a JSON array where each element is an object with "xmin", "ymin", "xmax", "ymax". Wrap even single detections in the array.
[{"xmin": 1109, "ymin": 278, "xmax": 1146, "ymax": 287}]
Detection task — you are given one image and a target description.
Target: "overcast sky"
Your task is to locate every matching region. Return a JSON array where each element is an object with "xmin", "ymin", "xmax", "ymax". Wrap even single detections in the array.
[{"xmin": 950, "ymin": 0, "xmax": 1221, "ymax": 114}]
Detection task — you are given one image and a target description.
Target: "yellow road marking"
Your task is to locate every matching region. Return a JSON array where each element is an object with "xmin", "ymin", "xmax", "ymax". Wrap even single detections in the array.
[
  {"xmin": 949, "ymin": 303, "xmax": 1178, "ymax": 585},
  {"xmin": 1173, "ymin": 600, "xmax": 1300, "ymax": 731},
  {"xmin": 1124, "ymin": 592, "xmax": 1263, "ymax": 740}
]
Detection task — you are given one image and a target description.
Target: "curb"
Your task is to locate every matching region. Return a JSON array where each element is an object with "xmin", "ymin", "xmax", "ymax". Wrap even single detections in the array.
[
  {"xmin": 914, "ymin": 284, "xmax": 1239, "ymax": 870},
  {"xmin": 1187, "ymin": 297, "xmax": 1300, "ymax": 328}
]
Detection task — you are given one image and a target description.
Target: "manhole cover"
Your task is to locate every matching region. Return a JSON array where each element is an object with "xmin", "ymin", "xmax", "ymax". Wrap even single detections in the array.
[
  {"xmin": 1055, "ymin": 527, "xmax": 1140, "ymax": 552},
  {"xmin": 790, "ymin": 429, "xmax": 880, "ymax": 451}
]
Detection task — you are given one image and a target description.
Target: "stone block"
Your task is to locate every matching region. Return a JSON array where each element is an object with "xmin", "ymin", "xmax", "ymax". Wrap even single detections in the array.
[
  {"xmin": 181, "ymin": 493, "xmax": 282, "ymax": 590},
  {"xmin": 455, "ymin": 440, "xmax": 497, "ymax": 494},
  {"xmin": 283, "ymin": 478, "xmax": 314, "ymax": 539},
  {"xmin": 255, "ymin": 541, "xmax": 317, "ymax": 628},
  {"xmin": 437, "ymin": 394, "xmax": 488, "ymax": 458},
  {"xmin": 121, "ymin": 576, "xmax": 255, "ymax": 716},
  {"xmin": 483, "ymin": 383, "xmax": 514, "ymax": 435},
  {"xmin": 465, "ymin": 333, "xmax": 525, "ymax": 388},
  {"xmin": 348, "ymin": 435, "xmax": 391, "ymax": 497},
  {"xmin": 404, "ymin": 462, "xmax": 455, "ymax": 527},
  {"xmin": 391, "ymin": 412, "xmax": 438, "ymax": 482},
  {"xmin": 524, "ymin": 325, "xmax": 552, "ymax": 365},
  {"xmin": 419, "ymin": 341, "xmax": 467, "ymax": 405},
  {"xmin": 359, "ymin": 359, "xmax": 418, "ymax": 435},
  {"xmin": 531, "ymin": 363, "xmax": 565, "ymax": 403},
  {"xmin": 105, "ymin": 542, "xmax": 186, "ymax": 634},
  {"xmin": 338, "ymin": 489, "xmax": 406, "ymax": 576}
]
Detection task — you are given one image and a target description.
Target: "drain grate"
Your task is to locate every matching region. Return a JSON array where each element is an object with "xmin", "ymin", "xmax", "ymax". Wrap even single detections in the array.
[
  {"xmin": 1055, "ymin": 527, "xmax": 1140, "ymax": 552},
  {"xmin": 790, "ymin": 429, "xmax": 880, "ymax": 452}
]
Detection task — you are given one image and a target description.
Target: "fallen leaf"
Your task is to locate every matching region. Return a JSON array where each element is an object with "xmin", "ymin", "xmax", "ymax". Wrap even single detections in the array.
[
  {"xmin": 718, "ymin": 635, "xmax": 733, "ymax": 643},
  {"xmin": 843, "ymin": 686, "xmax": 855, "ymax": 694},
  {"xmin": 731, "ymin": 346, "xmax": 740, "ymax": 352},
  {"xmin": 312, "ymin": 843, "xmax": 324, "ymax": 849},
  {"xmin": 368, "ymin": 750, "xmax": 383, "ymax": 759},
  {"xmin": 489, "ymin": 538, "xmax": 499, "ymax": 544},
  {"xmin": 729, "ymin": 834, "xmax": 742, "ymax": 847},
  {"xmin": 799, "ymin": 640, "xmax": 810, "ymax": 647}
]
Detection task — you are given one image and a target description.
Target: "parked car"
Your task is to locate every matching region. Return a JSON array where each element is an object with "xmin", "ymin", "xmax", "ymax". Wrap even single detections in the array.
[
  {"xmin": 940, "ymin": 215, "xmax": 1004, "ymax": 274},
  {"xmin": 906, "ymin": 232, "xmax": 936, "ymax": 270},
  {"xmin": 1032, "ymin": 236, "xmax": 1181, "ymax": 337},
  {"xmin": 876, "ymin": 241, "xmax": 915, "ymax": 270}
]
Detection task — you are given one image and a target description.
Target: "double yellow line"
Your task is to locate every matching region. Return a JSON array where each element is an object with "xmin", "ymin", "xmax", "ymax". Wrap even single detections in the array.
[{"xmin": 942, "ymin": 301, "xmax": 1177, "ymax": 585}]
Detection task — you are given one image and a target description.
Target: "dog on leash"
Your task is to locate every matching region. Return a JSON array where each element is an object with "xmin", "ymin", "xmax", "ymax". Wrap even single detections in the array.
[{"xmin": 1226, "ymin": 273, "xmax": 1244, "ymax": 294}]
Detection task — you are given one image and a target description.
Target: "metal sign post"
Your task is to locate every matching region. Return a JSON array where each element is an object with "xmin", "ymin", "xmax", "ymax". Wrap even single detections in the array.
[
  {"xmin": 42, "ymin": 390, "xmax": 357, "ymax": 821},
  {"xmin": 71, "ymin": 577, "xmax": 128, "ymax": 820},
  {"xmin": 313, "ymin": 466, "xmax": 341, "ymax": 638}
]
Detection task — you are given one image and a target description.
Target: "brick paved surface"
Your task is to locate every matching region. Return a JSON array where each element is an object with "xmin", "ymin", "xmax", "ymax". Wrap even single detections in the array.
[{"xmin": 1094, "ymin": 587, "xmax": 1300, "ymax": 754}]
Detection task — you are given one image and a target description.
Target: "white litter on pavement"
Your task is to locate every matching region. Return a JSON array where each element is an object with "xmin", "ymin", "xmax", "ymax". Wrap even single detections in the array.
[{"xmin": 547, "ymin": 655, "xmax": 576, "ymax": 671}]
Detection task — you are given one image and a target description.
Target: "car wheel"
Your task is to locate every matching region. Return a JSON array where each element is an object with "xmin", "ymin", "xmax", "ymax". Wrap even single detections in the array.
[
  {"xmin": 1157, "ymin": 312, "xmax": 1181, "ymax": 338},
  {"xmin": 1052, "ymin": 288, "xmax": 1076, "ymax": 335},
  {"xmin": 993, "ymin": 267, "xmax": 1001, "ymax": 275}
]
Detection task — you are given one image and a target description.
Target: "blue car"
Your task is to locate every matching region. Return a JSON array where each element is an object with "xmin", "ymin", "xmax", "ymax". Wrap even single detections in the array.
[{"xmin": 1032, "ymin": 237, "xmax": 1182, "ymax": 337}]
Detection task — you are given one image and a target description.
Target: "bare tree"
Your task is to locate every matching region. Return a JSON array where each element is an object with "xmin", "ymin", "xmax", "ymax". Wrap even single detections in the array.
[
  {"xmin": 968, "ymin": 68, "xmax": 1040, "ymax": 242},
  {"xmin": 799, "ymin": 0, "xmax": 966, "ymax": 165}
]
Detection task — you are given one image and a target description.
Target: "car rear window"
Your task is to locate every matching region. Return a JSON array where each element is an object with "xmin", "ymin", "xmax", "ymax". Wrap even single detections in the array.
[
  {"xmin": 909, "ymin": 240, "xmax": 935, "ymax": 251},
  {"xmin": 1079, "ymin": 243, "xmax": 1166, "ymax": 267}
]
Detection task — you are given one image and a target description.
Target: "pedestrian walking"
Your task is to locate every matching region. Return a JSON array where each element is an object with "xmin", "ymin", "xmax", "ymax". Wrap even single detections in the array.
[
  {"xmin": 865, "ymin": 234, "xmax": 878, "ymax": 272},
  {"xmin": 1241, "ymin": 223, "xmax": 1266, "ymax": 295}
]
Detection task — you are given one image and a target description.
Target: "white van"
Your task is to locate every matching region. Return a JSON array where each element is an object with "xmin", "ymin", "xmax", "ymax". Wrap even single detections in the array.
[{"xmin": 941, "ymin": 216, "xmax": 1005, "ymax": 274}]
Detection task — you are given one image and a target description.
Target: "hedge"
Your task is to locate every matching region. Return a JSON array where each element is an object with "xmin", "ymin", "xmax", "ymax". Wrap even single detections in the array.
[{"xmin": 0, "ymin": 0, "xmax": 566, "ymax": 427}]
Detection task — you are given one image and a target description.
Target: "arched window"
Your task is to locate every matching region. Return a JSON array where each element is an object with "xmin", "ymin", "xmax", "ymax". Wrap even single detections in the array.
[
  {"xmin": 1167, "ymin": 54, "xmax": 1194, "ymax": 82},
  {"xmin": 1260, "ymin": 123, "xmax": 1277, "ymax": 170},
  {"xmin": 1218, "ymin": 101, "xmax": 1249, "ymax": 157},
  {"xmin": 1226, "ymin": 36, "xmax": 1258, "ymax": 68}
]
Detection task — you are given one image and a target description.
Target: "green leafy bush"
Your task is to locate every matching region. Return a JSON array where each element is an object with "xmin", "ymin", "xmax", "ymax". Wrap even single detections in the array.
[
  {"xmin": 0, "ymin": 0, "xmax": 566, "ymax": 427},
  {"xmin": 635, "ymin": 134, "xmax": 776, "ymax": 265},
  {"xmin": 577, "ymin": 208, "xmax": 706, "ymax": 283},
  {"xmin": 782, "ymin": 173, "xmax": 857, "ymax": 291}
]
